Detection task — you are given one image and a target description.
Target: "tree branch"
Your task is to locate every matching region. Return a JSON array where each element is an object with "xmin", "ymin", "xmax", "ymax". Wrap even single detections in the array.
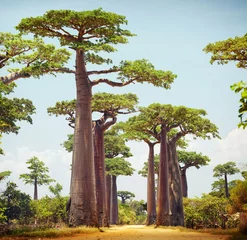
[
  {"xmin": 87, "ymin": 68, "xmax": 120, "ymax": 76},
  {"xmin": 91, "ymin": 78, "xmax": 134, "ymax": 87},
  {"xmin": 0, "ymin": 72, "xmax": 31, "ymax": 84}
]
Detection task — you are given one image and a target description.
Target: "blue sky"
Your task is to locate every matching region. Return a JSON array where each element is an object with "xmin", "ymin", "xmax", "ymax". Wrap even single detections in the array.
[{"xmin": 0, "ymin": 0, "xmax": 247, "ymax": 200}]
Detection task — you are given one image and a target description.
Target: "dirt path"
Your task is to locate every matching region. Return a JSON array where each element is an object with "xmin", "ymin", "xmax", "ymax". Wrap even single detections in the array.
[{"xmin": 45, "ymin": 225, "xmax": 230, "ymax": 240}]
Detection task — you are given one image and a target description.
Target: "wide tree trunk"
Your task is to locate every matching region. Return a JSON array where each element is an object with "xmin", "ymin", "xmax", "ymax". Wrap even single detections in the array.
[
  {"xmin": 224, "ymin": 173, "xmax": 229, "ymax": 198},
  {"xmin": 181, "ymin": 169, "xmax": 188, "ymax": 198},
  {"xmin": 106, "ymin": 175, "xmax": 112, "ymax": 221},
  {"xmin": 69, "ymin": 49, "xmax": 97, "ymax": 227},
  {"xmin": 146, "ymin": 142, "xmax": 156, "ymax": 225},
  {"xmin": 156, "ymin": 125, "xmax": 170, "ymax": 226},
  {"xmin": 93, "ymin": 122, "xmax": 109, "ymax": 227},
  {"xmin": 34, "ymin": 177, "xmax": 38, "ymax": 200},
  {"xmin": 168, "ymin": 142, "xmax": 184, "ymax": 226},
  {"xmin": 110, "ymin": 175, "xmax": 118, "ymax": 224}
]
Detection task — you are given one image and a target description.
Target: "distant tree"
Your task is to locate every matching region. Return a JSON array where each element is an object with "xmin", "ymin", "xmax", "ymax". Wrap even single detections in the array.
[
  {"xmin": 210, "ymin": 179, "xmax": 237, "ymax": 198},
  {"xmin": 0, "ymin": 182, "xmax": 32, "ymax": 224},
  {"xmin": 49, "ymin": 183, "xmax": 63, "ymax": 198},
  {"xmin": 20, "ymin": 156, "xmax": 55, "ymax": 200},
  {"xmin": 117, "ymin": 191, "xmax": 135, "ymax": 204},
  {"xmin": 17, "ymin": 9, "xmax": 177, "ymax": 227},
  {"xmin": 178, "ymin": 150, "xmax": 210, "ymax": 198},
  {"xmin": 203, "ymin": 34, "xmax": 247, "ymax": 128},
  {"xmin": 213, "ymin": 162, "xmax": 240, "ymax": 198},
  {"xmin": 105, "ymin": 157, "xmax": 134, "ymax": 224}
]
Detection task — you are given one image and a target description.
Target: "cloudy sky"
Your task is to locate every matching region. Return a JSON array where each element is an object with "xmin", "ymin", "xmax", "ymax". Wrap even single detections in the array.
[{"xmin": 0, "ymin": 0, "xmax": 247, "ymax": 201}]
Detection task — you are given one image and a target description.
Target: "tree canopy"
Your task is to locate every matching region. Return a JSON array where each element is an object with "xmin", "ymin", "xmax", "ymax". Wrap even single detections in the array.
[{"xmin": 204, "ymin": 34, "xmax": 247, "ymax": 128}]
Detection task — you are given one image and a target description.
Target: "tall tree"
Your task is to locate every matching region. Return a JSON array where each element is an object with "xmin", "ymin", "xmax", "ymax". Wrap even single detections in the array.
[
  {"xmin": 19, "ymin": 156, "xmax": 55, "ymax": 200},
  {"xmin": 118, "ymin": 118, "xmax": 159, "ymax": 225},
  {"xmin": 105, "ymin": 157, "xmax": 134, "ymax": 224},
  {"xmin": 203, "ymin": 34, "xmax": 247, "ymax": 128},
  {"xmin": 48, "ymin": 92, "xmax": 138, "ymax": 227},
  {"xmin": 16, "ymin": 9, "xmax": 176, "ymax": 226},
  {"xmin": 213, "ymin": 161, "xmax": 240, "ymax": 198},
  {"xmin": 177, "ymin": 150, "xmax": 210, "ymax": 198},
  {"xmin": 125, "ymin": 104, "xmax": 219, "ymax": 226}
]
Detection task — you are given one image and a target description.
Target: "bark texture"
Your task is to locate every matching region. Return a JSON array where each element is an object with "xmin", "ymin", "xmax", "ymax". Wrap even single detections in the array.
[
  {"xmin": 106, "ymin": 175, "xmax": 112, "ymax": 221},
  {"xmin": 181, "ymin": 169, "xmax": 188, "ymax": 198},
  {"xmin": 69, "ymin": 50, "xmax": 97, "ymax": 227},
  {"xmin": 34, "ymin": 177, "xmax": 38, "ymax": 200},
  {"xmin": 93, "ymin": 122, "xmax": 109, "ymax": 227},
  {"xmin": 168, "ymin": 141, "xmax": 184, "ymax": 226},
  {"xmin": 111, "ymin": 175, "xmax": 118, "ymax": 224},
  {"xmin": 156, "ymin": 125, "xmax": 170, "ymax": 226},
  {"xmin": 146, "ymin": 142, "xmax": 156, "ymax": 225}
]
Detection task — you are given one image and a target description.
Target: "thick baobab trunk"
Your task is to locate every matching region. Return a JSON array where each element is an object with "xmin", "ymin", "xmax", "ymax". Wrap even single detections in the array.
[
  {"xmin": 156, "ymin": 125, "xmax": 170, "ymax": 226},
  {"xmin": 224, "ymin": 173, "xmax": 229, "ymax": 198},
  {"xmin": 34, "ymin": 177, "xmax": 38, "ymax": 200},
  {"xmin": 168, "ymin": 142, "xmax": 184, "ymax": 226},
  {"xmin": 181, "ymin": 169, "xmax": 188, "ymax": 198},
  {"xmin": 93, "ymin": 122, "xmax": 109, "ymax": 227},
  {"xmin": 111, "ymin": 175, "xmax": 118, "ymax": 224},
  {"xmin": 69, "ymin": 50, "xmax": 97, "ymax": 227},
  {"xmin": 146, "ymin": 142, "xmax": 156, "ymax": 225},
  {"xmin": 106, "ymin": 175, "xmax": 112, "ymax": 221}
]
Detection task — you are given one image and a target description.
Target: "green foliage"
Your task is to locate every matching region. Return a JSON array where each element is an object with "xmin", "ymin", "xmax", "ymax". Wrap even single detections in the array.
[
  {"xmin": 231, "ymin": 81, "xmax": 247, "ymax": 128},
  {"xmin": 0, "ymin": 32, "xmax": 71, "ymax": 79},
  {"xmin": 210, "ymin": 179, "xmax": 237, "ymax": 198},
  {"xmin": 16, "ymin": 8, "xmax": 134, "ymax": 57},
  {"xmin": 183, "ymin": 195, "xmax": 229, "ymax": 229},
  {"xmin": 203, "ymin": 34, "xmax": 247, "ymax": 69},
  {"xmin": 138, "ymin": 154, "xmax": 160, "ymax": 178},
  {"xmin": 20, "ymin": 156, "xmax": 55, "ymax": 186},
  {"xmin": 229, "ymin": 179, "xmax": 247, "ymax": 213},
  {"xmin": 178, "ymin": 150, "xmax": 210, "ymax": 170},
  {"xmin": 0, "ymin": 181, "xmax": 33, "ymax": 224},
  {"xmin": 30, "ymin": 195, "xmax": 69, "ymax": 224},
  {"xmin": 213, "ymin": 162, "xmax": 240, "ymax": 178},
  {"xmin": 0, "ymin": 171, "xmax": 11, "ymax": 181},
  {"xmin": 105, "ymin": 157, "xmax": 134, "ymax": 177},
  {"xmin": 49, "ymin": 183, "xmax": 63, "ymax": 198},
  {"xmin": 0, "ymin": 81, "xmax": 35, "ymax": 137},
  {"xmin": 204, "ymin": 34, "xmax": 247, "ymax": 128},
  {"xmin": 117, "ymin": 190, "xmax": 135, "ymax": 204},
  {"xmin": 118, "ymin": 200, "xmax": 146, "ymax": 225}
]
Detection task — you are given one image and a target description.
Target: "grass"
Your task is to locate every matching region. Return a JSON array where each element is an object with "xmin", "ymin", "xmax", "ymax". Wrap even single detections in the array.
[{"xmin": 0, "ymin": 226, "xmax": 100, "ymax": 239}]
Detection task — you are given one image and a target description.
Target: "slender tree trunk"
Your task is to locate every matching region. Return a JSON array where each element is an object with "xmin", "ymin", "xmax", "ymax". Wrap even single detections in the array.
[
  {"xmin": 168, "ymin": 142, "xmax": 184, "ymax": 226},
  {"xmin": 106, "ymin": 175, "xmax": 112, "ymax": 221},
  {"xmin": 93, "ymin": 122, "xmax": 109, "ymax": 227},
  {"xmin": 121, "ymin": 198, "xmax": 125, "ymax": 204},
  {"xmin": 111, "ymin": 175, "xmax": 118, "ymax": 224},
  {"xmin": 156, "ymin": 125, "xmax": 170, "ymax": 226},
  {"xmin": 69, "ymin": 49, "xmax": 97, "ymax": 227},
  {"xmin": 34, "ymin": 177, "xmax": 38, "ymax": 200},
  {"xmin": 224, "ymin": 173, "xmax": 229, "ymax": 198},
  {"xmin": 181, "ymin": 169, "xmax": 188, "ymax": 198},
  {"xmin": 146, "ymin": 142, "xmax": 156, "ymax": 225}
]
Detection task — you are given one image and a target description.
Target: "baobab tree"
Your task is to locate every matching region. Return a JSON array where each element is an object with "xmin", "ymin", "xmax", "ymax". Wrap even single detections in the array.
[
  {"xmin": 213, "ymin": 162, "xmax": 240, "ymax": 198},
  {"xmin": 19, "ymin": 156, "xmax": 55, "ymax": 200},
  {"xmin": 48, "ymin": 92, "xmax": 138, "ymax": 226},
  {"xmin": 177, "ymin": 150, "xmax": 210, "ymax": 198},
  {"xmin": 16, "ymin": 9, "xmax": 177, "ymax": 226}
]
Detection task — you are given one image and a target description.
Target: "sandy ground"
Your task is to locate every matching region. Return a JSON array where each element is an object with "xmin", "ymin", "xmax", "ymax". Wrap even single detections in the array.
[{"xmin": 44, "ymin": 225, "xmax": 231, "ymax": 240}]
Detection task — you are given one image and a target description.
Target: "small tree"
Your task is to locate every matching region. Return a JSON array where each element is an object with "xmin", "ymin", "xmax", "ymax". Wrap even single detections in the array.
[
  {"xmin": 20, "ymin": 156, "xmax": 55, "ymax": 200},
  {"xmin": 213, "ymin": 162, "xmax": 240, "ymax": 198},
  {"xmin": 117, "ymin": 191, "xmax": 135, "ymax": 204}
]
